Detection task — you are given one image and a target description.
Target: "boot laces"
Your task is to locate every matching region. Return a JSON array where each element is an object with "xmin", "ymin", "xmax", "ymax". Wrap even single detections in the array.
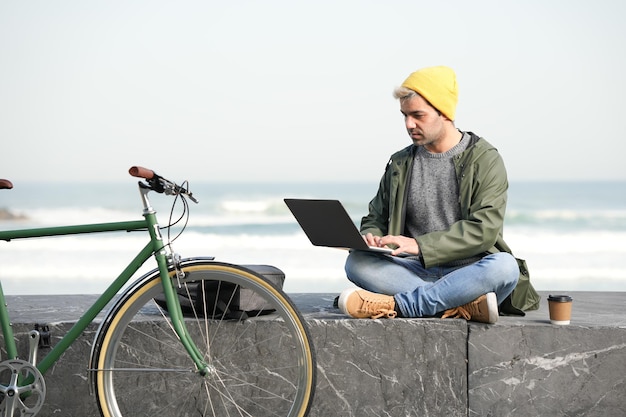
[
  {"xmin": 359, "ymin": 298, "xmax": 397, "ymax": 319},
  {"xmin": 443, "ymin": 297, "xmax": 485, "ymax": 320}
]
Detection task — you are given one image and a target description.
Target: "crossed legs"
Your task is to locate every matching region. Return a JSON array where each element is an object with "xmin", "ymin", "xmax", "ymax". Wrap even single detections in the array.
[{"xmin": 344, "ymin": 251, "xmax": 519, "ymax": 318}]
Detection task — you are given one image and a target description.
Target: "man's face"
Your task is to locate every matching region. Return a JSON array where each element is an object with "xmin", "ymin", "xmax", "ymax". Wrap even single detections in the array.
[{"xmin": 400, "ymin": 94, "xmax": 446, "ymax": 149}]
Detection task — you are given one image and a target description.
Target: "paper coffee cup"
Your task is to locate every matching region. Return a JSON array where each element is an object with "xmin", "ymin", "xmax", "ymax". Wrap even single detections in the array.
[{"xmin": 547, "ymin": 295, "xmax": 573, "ymax": 325}]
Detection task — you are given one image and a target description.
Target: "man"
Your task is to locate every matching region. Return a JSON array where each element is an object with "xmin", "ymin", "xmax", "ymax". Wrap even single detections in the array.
[{"xmin": 338, "ymin": 66, "xmax": 538, "ymax": 323}]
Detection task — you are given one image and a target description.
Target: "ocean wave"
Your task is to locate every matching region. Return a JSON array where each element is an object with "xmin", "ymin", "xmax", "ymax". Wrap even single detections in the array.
[
  {"xmin": 0, "ymin": 203, "xmax": 350, "ymax": 232},
  {"xmin": 1, "ymin": 227, "xmax": 624, "ymax": 294},
  {"xmin": 6, "ymin": 199, "xmax": 626, "ymax": 230},
  {"xmin": 506, "ymin": 228, "xmax": 626, "ymax": 253},
  {"xmin": 3, "ymin": 181, "xmax": 624, "ymax": 294},
  {"xmin": 505, "ymin": 209, "xmax": 626, "ymax": 230},
  {"xmin": 218, "ymin": 198, "xmax": 289, "ymax": 215}
]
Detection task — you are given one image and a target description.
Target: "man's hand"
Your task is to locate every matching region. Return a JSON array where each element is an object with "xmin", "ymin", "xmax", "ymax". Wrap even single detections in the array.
[{"xmin": 363, "ymin": 233, "xmax": 420, "ymax": 256}]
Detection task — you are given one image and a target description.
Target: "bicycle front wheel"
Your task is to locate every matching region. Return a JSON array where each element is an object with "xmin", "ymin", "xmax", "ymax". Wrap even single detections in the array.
[{"xmin": 92, "ymin": 260, "xmax": 316, "ymax": 417}]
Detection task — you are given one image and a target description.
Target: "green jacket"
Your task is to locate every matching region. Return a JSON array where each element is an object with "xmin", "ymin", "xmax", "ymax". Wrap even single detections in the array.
[{"xmin": 361, "ymin": 132, "xmax": 540, "ymax": 313}]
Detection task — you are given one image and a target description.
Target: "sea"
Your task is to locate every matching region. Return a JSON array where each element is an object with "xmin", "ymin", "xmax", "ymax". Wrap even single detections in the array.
[{"xmin": 1, "ymin": 180, "xmax": 625, "ymax": 295}]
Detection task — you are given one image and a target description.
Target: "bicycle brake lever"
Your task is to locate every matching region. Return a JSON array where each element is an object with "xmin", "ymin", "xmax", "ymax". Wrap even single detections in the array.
[
  {"xmin": 186, "ymin": 192, "xmax": 199, "ymax": 204},
  {"xmin": 170, "ymin": 183, "xmax": 198, "ymax": 203},
  {"xmin": 142, "ymin": 173, "xmax": 198, "ymax": 203}
]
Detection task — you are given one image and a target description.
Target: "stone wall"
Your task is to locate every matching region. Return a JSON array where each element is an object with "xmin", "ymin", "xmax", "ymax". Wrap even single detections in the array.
[{"xmin": 1, "ymin": 292, "xmax": 625, "ymax": 416}]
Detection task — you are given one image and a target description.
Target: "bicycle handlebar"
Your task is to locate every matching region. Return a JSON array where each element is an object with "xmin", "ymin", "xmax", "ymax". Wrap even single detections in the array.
[
  {"xmin": 129, "ymin": 166, "xmax": 198, "ymax": 203},
  {"xmin": 0, "ymin": 179, "xmax": 13, "ymax": 190},
  {"xmin": 129, "ymin": 166, "xmax": 155, "ymax": 180}
]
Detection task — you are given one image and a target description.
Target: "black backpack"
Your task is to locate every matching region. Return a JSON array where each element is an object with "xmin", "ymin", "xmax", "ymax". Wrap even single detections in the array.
[{"xmin": 154, "ymin": 264, "xmax": 285, "ymax": 319}]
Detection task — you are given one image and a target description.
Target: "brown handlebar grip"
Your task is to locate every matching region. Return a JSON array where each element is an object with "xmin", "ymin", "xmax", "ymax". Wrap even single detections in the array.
[
  {"xmin": 0, "ymin": 179, "xmax": 13, "ymax": 190},
  {"xmin": 129, "ymin": 166, "xmax": 155, "ymax": 179}
]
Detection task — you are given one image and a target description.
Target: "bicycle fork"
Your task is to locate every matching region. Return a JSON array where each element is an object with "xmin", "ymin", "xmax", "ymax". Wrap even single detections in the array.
[
  {"xmin": 142, "ymin": 201, "xmax": 211, "ymax": 376},
  {"xmin": 154, "ymin": 250, "xmax": 212, "ymax": 375}
]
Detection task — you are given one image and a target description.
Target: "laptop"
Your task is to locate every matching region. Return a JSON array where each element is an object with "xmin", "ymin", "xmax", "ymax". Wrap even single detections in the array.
[{"xmin": 284, "ymin": 198, "xmax": 395, "ymax": 255}]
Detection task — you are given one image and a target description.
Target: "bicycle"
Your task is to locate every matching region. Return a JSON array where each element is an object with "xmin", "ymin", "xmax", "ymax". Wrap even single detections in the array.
[{"xmin": 0, "ymin": 167, "xmax": 316, "ymax": 417}]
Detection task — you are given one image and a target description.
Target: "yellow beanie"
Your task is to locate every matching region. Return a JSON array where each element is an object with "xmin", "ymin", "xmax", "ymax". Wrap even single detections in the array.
[{"xmin": 401, "ymin": 66, "xmax": 458, "ymax": 120}]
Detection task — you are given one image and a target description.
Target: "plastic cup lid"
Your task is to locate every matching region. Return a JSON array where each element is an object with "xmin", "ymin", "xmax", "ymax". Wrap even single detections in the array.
[{"xmin": 548, "ymin": 294, "xmax": 573, "ymax": 302}]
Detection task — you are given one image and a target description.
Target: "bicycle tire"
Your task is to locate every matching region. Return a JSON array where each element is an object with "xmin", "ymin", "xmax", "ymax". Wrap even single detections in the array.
[{"xmin": 92, "ymin": 260, "xmax": 316, "ymax": 417}]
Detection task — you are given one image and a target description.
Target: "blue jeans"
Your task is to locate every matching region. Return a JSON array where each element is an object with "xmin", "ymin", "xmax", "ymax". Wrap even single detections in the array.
[{"xmin": 344, "ymin": 251, "xmax": 519, "ymax": 317}]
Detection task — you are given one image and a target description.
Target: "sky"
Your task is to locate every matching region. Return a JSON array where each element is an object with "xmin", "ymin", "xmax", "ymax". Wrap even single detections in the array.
[{"xmin": 1, "ymin": 0, "xmax": 625, "ymax": 184}]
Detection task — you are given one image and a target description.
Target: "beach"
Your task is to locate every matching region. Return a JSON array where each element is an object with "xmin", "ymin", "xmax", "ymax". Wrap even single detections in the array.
[{"xmin": 1, "ymin": 180, "xmax": 625, "ymax": 295}]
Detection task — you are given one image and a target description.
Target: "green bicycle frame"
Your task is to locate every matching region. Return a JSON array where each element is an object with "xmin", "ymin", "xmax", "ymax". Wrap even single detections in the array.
[{"xmin": 0, "ymin": 203, "xmax": 208, "ymax": 376}]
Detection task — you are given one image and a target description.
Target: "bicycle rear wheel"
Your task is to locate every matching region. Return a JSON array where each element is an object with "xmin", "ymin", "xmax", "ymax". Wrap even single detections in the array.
[{"xmin": 92, "ymin": 260, "xmax": 316, "ymax": 417}]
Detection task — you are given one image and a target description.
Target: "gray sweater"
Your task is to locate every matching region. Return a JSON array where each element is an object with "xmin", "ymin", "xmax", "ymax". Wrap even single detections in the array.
[{"xmin": 404, "ymin": 132, "xmax": 470, "ymax": 238}]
